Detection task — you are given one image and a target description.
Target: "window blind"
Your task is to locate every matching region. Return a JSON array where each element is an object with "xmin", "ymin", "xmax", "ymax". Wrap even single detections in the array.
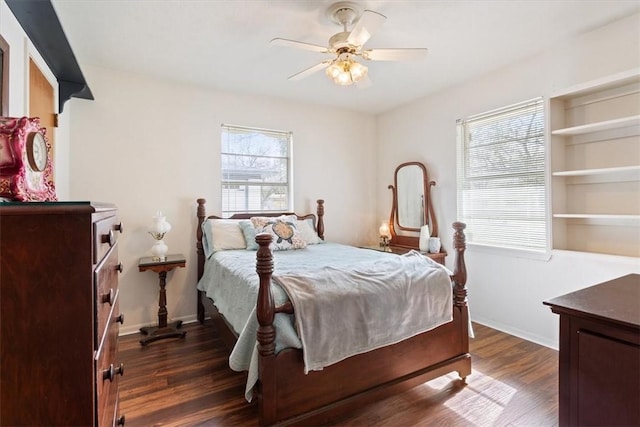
[
  {"xmin": 221, "ymin": 124, "xmax": 292, "ymax": 217},
  {"xmin": 457, "ymin": 98, "xmax": 547, "ymax": 252}
]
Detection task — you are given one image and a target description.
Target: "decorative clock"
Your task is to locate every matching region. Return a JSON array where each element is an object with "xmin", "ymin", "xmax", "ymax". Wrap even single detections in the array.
[{"xmin": 0, "ymin": 116, "xmax": 57, "ymax": 201}]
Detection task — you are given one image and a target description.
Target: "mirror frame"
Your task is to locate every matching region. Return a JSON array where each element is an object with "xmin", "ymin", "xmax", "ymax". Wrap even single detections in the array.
[{"xmin": 387, "ymin": 161, "xmax": 438, "ymax": 248}]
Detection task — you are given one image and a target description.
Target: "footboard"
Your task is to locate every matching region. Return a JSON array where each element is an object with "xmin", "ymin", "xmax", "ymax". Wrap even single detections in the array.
[{"xmin": 255, "ymin": 222, "xmax": 469, "ymax": 426}]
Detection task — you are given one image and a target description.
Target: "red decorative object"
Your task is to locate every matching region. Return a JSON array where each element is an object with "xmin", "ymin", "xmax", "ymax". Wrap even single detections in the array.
[{"xmin": 0, "ymin": 116, "xmax": 56, "ymax": 201}]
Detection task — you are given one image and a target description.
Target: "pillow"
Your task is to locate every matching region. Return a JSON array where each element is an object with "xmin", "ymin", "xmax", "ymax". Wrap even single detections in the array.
[
  {"xmin": 297, "ymin": 218, "xmax": 323, "ymax": 244},
  {"xmin": 250, "ymin": 215, "xmax": 307, "ymax": 251},
  {"xmin": 239, "ymin": 220, "xmax": 258, "ymax": 250},
  {"xmin": 241, "ymin": 218, "xmax": 321, "ymax": 249},
  {"xmin": 201, "ymin": 219, "xmax": 246, "ymax": 257}
]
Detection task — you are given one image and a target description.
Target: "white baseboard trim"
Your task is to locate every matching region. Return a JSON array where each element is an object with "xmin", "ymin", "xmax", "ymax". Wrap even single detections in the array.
[
  {"xmin": 119, "ymin": 314, "xmax": 200, "ymax": 336},
  {"xmin": 471, "ymin": 317, "xmax": 559, "ymax": 351},
  {"xmin": 118, "ymin": 314, "xmax": 559, "ymax": 351}
]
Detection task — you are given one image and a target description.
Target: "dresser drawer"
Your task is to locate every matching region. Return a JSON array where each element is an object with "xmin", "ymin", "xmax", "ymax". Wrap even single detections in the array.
[
  {"xmin": 94, "ymin": 215, "xmax": 122, "ymax": 264},
  {"xmin": 95, "ymin": 245, "xmax": 121, "ymax": 348},
  {"xmin": 96, "ymin": 296, "xmax": 122, "ymax": 427}
]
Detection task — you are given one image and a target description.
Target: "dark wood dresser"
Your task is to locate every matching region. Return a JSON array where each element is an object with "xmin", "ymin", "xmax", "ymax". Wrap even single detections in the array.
[
  {"xmin": 0, "ymin": 202, "xmax": 125, "ymax": 426},
  {"xmin": 544, "ymin": 274, "xmax": 640, "ymax": 427}
]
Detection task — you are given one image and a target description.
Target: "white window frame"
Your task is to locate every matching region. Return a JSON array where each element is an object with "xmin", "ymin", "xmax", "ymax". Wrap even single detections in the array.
[
  {"xmin": 456, "ymin": 97, "xmax": 550, "ymax": 259},
  {"xmin": 221, "ymin": 124, "xmax": 293, "ymax": 217}
]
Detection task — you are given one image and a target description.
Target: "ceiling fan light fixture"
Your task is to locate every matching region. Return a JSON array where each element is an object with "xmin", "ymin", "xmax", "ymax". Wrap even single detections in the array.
[
  {"xmin": 273, "ymin": 2, "xmax": 427, "ymax": 87},
  {"xmin": 349, "ymin": 61, "xmax": 368, "ymax": 81},
  {"xmin": 325, "ymin": 58, "xmax": 368, "ymax": 86}
]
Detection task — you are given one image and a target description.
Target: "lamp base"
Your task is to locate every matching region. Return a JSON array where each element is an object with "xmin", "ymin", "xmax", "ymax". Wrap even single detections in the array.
[{"xmin": 151, "ymin": 240, "xmax": 168, "ymax": 261}]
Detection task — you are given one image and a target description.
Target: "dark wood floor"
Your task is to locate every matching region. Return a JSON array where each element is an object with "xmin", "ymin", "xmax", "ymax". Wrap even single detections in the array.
[{"xmin": 119, "ymin": 321, "xmax": 558, "ymax": 426}]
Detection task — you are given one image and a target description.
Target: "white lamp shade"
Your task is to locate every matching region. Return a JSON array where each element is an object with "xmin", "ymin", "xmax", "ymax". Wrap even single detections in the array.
[
  {"xmin": 325, "ymin": 59, "xmax": 368, "ymax": 86},
  {"xmin": 151, "ymin": 211, "xmax": 171, "ymax": 235}
]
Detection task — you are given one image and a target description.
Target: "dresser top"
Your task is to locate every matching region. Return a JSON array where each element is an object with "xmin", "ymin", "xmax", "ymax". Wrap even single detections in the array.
[
  {"xmin": 544, "ymin": 274, "xmax": 640, "ymax": 329},
  {"xmin": 0, "ymin": 201, "xmax": 116, "ymax": 215}
]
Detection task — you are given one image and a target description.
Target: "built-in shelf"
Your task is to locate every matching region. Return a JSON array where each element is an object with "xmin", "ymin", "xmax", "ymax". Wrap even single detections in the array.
[
  {"xmin": 554, "ymin": 214, "xmax": 639, "ymax": 219},
  {"xmin": 552, "ymin": 165, "xmax": 640, "ymax": 177},
  {"xmin": 550, "ymin": 69, "xmax": 640, "ymax": 257},
  {"xmin": 553, "ymin": 214, "xmax": 640, "ymax": 226},
  {"xmin": 552, "ymin": 68, "xmax": 640, "ymax": 99},
  {"xmin": 551, "ymin": 115, "xmax": 640, "ymax": 136}
]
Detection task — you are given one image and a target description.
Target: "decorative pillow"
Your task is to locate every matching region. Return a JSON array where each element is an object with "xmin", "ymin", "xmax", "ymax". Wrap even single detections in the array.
[
  {"xmin": 239, "ymin": 220, "xmax": 258, "ymax": 250},
  {"xmin": 250, "ymin": 215, "xmax": 307, "ymax": 251},
  {"xmin": 201, "ymin": 219, "xmax": 246, "ymax": 257},
  {"xmin": 297, "ymin": 218, "xmax": 323, "ymax": 244}
]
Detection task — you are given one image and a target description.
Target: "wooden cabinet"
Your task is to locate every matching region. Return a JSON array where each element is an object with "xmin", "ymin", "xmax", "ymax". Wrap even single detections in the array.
[
  {"xmin": 544, "ymin": 274, "xmax": 640, "ymax": 426},
  {"xmin": 549, "ymin": 68, "xmax": 640, "ymax": 257},
  {"xmin": 0, "ymin": 202, "xmax": 125, "ymax": 426}
]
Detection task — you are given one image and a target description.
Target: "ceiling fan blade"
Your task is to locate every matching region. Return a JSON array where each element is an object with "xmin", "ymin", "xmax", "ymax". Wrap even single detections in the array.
[
  {"xmin": 288, "ymin": 61, "xmax": 332, "ymax": 81},
  {"xmin": 347, "ymin": 10, "xmax": 386, "ymax": 47},
  {"xmin": 271, "ymin": 38, "xmax": 328, "ymax": 53},
  {"xmin": 355, "ymin": 74, "xmax": 372, "ymax": 89},
  {"xmin": 363, "ymin": 48, "xmax": 428, "ymax": 61}
]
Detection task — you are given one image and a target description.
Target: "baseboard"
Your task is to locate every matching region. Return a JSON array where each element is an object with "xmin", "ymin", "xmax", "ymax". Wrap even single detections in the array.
[
  {"xmin": 471, "ymin": 317, "xmax": 558, "ymax": 351},
  {"xmin": 119, "ymin": 314, "xmax": 558, "ymax": 350}
]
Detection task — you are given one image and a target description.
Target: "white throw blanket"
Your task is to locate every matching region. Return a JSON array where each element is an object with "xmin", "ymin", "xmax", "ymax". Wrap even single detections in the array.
[{"xmin": 273, "ymin": 251, "xmax": 453, "ymax": 373}]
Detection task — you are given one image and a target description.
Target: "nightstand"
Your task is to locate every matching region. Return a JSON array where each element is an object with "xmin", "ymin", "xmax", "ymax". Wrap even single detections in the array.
[
  {"xmin": 138, "ymin": 254, "xmax": 186, "ymax": 346},
  {"xmin": 361, "ymin": 245, "xmax": 447, "ymax": 265}
]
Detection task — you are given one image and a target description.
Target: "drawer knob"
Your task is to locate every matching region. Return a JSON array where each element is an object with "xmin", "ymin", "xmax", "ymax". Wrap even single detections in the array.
[
  {"xmin": 103, "ymin": 363, "xmax": 125, "ymax": 382},
  {"xmin": 102, "ymin": 288, "xmax": 115, "ymax": 306},
  {"xmin": 115, "ymin": 222, "xmax": 124, "ymax": 234},
  {"xmin": 115, "ymin": 313, "xmax": 125, "ymax": 324},
  {"xmin": 102, "ymin": 229, "xmax": 115, "ymax": 247},
  {"xmin": 116, "ymin": 262, "xmax": 124, "ymax": 273},
  {"xmin": 103, "ymin": 364, "xmax": 115, "ymax": 381},
  {"xmin": 117, "ymin": 415, "xmax": 126, "ymax": 426}
]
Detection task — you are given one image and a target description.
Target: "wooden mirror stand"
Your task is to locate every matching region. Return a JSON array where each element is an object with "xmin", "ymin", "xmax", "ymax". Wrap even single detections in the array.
[{"xmin": 387, "ymin": 161, "xmax": 439, "ymax": 250}]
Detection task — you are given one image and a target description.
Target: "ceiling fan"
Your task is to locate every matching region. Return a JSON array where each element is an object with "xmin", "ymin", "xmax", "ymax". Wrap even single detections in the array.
[{"xmin": 271, "ymin": 1, "xmax": 428, "ymax": 87}]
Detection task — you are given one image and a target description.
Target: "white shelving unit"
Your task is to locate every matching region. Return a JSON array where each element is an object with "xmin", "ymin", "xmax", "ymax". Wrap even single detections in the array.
[
  {"xmin": 551, "ymin": 115, "xmax": 640, "ymax": 136},
  {"xmin": 549, "ymin": 69, "xmax": 640, "ymax": 257}
]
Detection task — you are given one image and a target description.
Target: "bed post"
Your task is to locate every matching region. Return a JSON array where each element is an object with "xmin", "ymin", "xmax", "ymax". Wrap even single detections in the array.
[
  {"xmin": 316, "ymin": 199, "xmax": 325, "ymax": 240},
  {"xmin": 451, "ymin": 221, "xmax": 470, "ymax": 380},
  {"xmin": 196, "ymin": 198, "xmax": 207, "ymax": 324},
  {"xmin": 256, "ymin": 233, "xmax": 277, "ymax": 426},
  {"xmin": 451, "ymin": 221, "xmax": 467, "ymax": 307}
]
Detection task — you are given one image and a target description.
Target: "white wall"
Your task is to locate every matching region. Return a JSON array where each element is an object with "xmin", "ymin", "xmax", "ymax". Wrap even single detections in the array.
[
  {"xmin": 377, "ymin": 13, "xmax": 640, "ymax": 348},
  {"xmin": 6, "ymin": 0, "xmax": 638, "ymax": 346},
  {"xmin": 67, "ymin": 65, "xmax": 377, "ymax": 334}
]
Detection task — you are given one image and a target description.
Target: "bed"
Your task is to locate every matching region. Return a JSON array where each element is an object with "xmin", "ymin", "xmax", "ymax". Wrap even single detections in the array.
[{"xmin": 196, "ymin": 198, "xmax": 470, "ymax": 426}]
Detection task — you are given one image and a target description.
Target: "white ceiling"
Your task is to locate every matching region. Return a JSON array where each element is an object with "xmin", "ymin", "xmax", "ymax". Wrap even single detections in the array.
[{"xmin": 51, "ymin": 0, "xmax": 640, "ymax": 115}]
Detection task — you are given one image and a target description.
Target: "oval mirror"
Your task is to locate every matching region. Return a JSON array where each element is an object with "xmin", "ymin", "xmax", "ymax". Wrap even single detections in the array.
[
  {"xmin": 394, "ymin": 162, "xmax": 427, "ymax": 230},
  {"xmin": 396, "ymin": 164, "xmax": 425, "ymax": 229}
]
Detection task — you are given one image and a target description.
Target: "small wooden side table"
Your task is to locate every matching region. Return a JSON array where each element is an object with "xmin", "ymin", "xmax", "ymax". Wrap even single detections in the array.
[
  {"xmin": 138, "ymin": 254, "xmax": 186, "ymax": 346},
  {"xmin": 360, "ymin": 245, "xmax": 447, "ymax": 265}
]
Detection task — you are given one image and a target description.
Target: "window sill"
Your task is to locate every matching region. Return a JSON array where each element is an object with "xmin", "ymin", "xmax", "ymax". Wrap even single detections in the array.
[{"xmin": 467, "ymin": 242, "xmax": 552, "ymax": 261}]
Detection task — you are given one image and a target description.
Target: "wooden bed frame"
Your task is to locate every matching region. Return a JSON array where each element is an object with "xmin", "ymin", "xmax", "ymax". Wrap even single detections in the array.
[{"xmin": 196, "ymin": 198, "xmax": 470, "ymax": 426}]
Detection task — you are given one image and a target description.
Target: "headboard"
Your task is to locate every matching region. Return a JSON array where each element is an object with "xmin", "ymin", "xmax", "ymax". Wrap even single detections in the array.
[{"xmin": 195, "ymin": 198, "xmax": 325, "ymax": 281}]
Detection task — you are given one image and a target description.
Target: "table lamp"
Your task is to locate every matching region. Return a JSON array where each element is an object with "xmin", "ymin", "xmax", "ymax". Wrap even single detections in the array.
[
  {"xmin": 379, "ymin": 222, "xmax": 390, "ymax": 250},
  {"xmin": 149, "ymin": 211, "xmax": 171, "ymax": 261}
]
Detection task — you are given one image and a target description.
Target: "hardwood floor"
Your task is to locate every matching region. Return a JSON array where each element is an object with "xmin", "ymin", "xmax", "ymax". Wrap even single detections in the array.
[{"xmin": 119, "ymin": 321, "xmax": 558, "ymax": 426}]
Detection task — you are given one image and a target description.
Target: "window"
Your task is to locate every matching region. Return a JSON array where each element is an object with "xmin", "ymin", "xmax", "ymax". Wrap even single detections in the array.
[
  {"xmin": 457, "ymin": 97, "xmax": 547, "ymax": 252},
  {"xmin": 221, "ymin": 124, "xmax": 292, "ymax": 217}
]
